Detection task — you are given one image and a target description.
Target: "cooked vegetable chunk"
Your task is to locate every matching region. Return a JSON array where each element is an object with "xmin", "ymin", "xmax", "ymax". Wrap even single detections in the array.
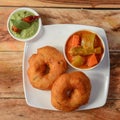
[
  {"xmin": 71, "ymin": 55, "xmax": 85, "ymax": 67},
  {"xmin": 87, "ymin": 54, "xmax": 98, "ymax": 67},
  {"xmin": 71, "ymin": 35, "xmax": 80, "ymax": 47},
  {"xmin": 81, "ymin": 32, "xmax": 95, "ymax": 49},
  {"xmin": 69, "ymin": 46, "xmax": 102, "ymax": 56}
]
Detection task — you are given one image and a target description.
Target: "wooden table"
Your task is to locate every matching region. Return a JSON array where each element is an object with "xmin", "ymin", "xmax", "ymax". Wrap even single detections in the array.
[{"xmin": 0, "ymin": 0, "xmax": 120, "ymax": 120}]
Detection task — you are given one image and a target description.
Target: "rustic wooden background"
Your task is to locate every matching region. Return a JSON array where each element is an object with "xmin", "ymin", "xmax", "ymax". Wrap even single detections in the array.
[
  {"xmin": 1, "ymin": 0, "xmax": 120, "ymax": 8},
  {"xmin": 0, "ymin": 0, "xmax": 120, "ymax": 120}
]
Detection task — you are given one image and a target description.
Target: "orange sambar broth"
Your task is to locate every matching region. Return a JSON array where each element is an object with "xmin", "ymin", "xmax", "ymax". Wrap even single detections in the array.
[{"xmin": 65, "ymin": 31, "xmax": 104, "ymax": 69}]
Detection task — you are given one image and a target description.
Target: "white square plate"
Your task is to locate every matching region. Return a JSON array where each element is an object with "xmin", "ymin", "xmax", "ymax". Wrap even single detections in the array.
[{"xmin": 23, "ymin": 24, "xmax": 110, "ymax": 110}]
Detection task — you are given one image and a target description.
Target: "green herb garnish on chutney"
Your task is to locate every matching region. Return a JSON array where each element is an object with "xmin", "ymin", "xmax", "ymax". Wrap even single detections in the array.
[{"xmin": 9, "ymin": 10, "xmax": 40, "ymax": 39}]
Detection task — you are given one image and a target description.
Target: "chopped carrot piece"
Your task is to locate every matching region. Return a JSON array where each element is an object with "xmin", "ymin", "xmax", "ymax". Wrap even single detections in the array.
[
  {"xmin": 71, "ymin": 35, "xmax": 80, "ymax": 47},
  {"xmin": 87, "ymin": 54, "xmax": 98, "ymax": 67}
]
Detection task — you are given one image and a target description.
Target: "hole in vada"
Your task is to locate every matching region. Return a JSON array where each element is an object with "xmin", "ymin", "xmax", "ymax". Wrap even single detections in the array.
[
  {"xmin": 66, "ymin": 89, "xmax": 74, "ymax": 98},
  {"xmin": 43, "ymin": 64, "xmax": 50, "ymax": 75}
]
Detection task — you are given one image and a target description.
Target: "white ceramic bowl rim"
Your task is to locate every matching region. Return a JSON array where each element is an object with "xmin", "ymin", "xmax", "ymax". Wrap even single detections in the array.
[
  {"xmin": 7, "ymin": 7, "xmax": 42, "ymax": 42},
  {"xmin": 63, "ymin": 29, "xmax": 105, "ymax": 71}
]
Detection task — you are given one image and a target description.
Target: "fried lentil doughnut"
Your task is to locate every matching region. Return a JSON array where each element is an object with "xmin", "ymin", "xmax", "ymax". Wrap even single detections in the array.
[
  {"xmin": 27, "ymin": 46, "xmax": 67, "ymax": 90},
  {"xmin": 51, "ymin": 71, "xmax": 91, "ymax": 111}
]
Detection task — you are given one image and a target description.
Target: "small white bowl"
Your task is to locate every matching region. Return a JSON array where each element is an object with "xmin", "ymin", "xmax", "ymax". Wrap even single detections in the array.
[
  {"xmin": 7, "ymin": 7, "xmax": 42, "ymax": 42},
  {"xmin": 63, "ymin": 30, "xmax": 105, "ymax": 71}
]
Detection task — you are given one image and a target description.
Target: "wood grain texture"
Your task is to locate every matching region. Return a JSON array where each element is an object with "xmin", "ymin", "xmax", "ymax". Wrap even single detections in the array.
[
  {"xmin": 0, "ymin": 99, "xmax": 120, "ymax": 120},
  {"xmin": 0, "ymin": 7, "xmax": 120, "ymax": 51},
  {"xmin": 0, "ymin": 52, "xmax": 24, "ymax": 98},
  {"xmin": 109, "ymin": 52, "xmax": 120, "ymax": 99},
  {"xmin": 0, "ymin": 0, "xmax": 120, "ymax": 8},
  {"xmin": 0, "ymin": 52, "xmax": 120, "ymax": 99}
]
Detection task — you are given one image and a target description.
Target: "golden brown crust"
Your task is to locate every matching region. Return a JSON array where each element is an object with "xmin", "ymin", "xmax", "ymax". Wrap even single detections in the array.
[
  {"xmin": 51, "ymin": 71, "xmax": 91, "ymax": 111},
  {"xmin": 27, "ymin": 46, "xmax": 67, "ymax": 90}
]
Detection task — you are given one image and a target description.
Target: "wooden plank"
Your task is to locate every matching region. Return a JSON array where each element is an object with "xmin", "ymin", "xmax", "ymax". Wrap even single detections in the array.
[
  {"xmin": 0, "ymin": 0, "xmax": 120, "ymax": 8},
  {"xmin": 0, "ymin": 7, "xmax": 120, "ymax": 51},
  {"xmin": 0, "ymin": 99, "xmax": 120, "ymax": 120},
  {"xmin": 0, "ymin": 52, "xmax": 24, "ymax": 98},
  {"xmin": 108, "ymin": 52, "xmax": 120, "ymax": 99},
  {"xmin": 0, "ymin": 52, "xmax": 120, "ymax": 99}
]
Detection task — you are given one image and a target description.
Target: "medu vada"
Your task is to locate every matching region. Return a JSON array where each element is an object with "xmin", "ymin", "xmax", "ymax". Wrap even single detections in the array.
[
  {"xmin": 51, "ymin": 71, "xmax": 91, "ymax": 111},
  {"xmin": 27, "ymin": 46, "xmax": 67, "ymax": 90}
]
